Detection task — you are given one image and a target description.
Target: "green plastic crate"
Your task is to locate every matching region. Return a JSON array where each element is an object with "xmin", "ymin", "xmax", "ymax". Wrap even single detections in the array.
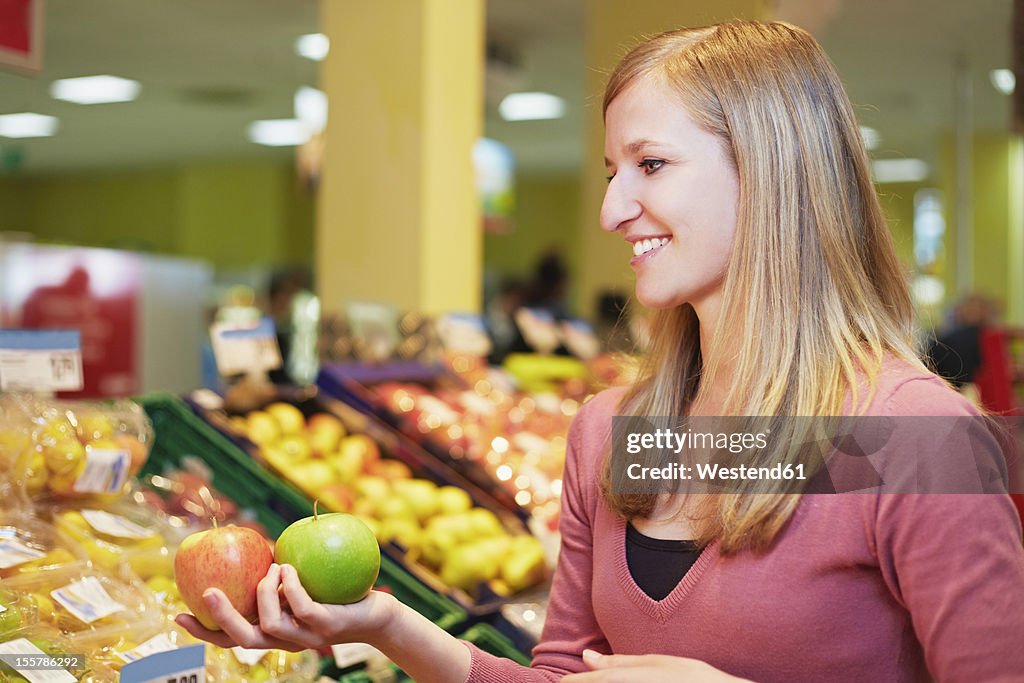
[
  {"xmin": 137, "ymin": 392, "xmax": 312, "ymax": 537},
  {"xmin": 137, "ymin": 393, "xmax": 465, "ymax": 634},
  {"xmin": 336, "ymin": 623, "xmax": 529, "ymax": 682}
]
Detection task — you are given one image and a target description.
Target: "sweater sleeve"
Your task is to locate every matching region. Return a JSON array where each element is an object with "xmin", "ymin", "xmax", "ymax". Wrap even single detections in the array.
[
  {"xmin": 463, "ymin": 397, "xmax": 612, "ymax": 683},
  {"xmin": 874, "ymin": 377, "xmax": 1024, "ymax": 682}
]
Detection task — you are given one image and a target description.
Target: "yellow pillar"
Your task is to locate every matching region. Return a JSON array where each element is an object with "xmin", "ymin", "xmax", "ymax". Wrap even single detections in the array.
[
  {"xmin": 941, "ymin": 133, "xmax": 1024, "ymax": 325},
  {"xmin": 317, "ymin": 0, "xmax": 484, "ymax": 314},
  {"xmin": 577, "ymin": 0, "xmax": 766, "ymax": 319}
]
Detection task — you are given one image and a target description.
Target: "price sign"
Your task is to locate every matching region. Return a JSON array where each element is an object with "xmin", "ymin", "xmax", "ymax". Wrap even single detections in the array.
[
  {"xmin": 209, "ymin": 319, "xmax": 281, "ymax": 377},
  {"xmin": 560, "ymin": 319, "xmax": 601, "ymax": 360},
  {"xmin": 0, "ymin": 329, "xmax": 83, "ymax": 391},
  {"xmin": 437, "ymin": 312, "xmax": 492, "ymax": 357},
  {"xmin": 119, "ymin": 643, "xmax": 204, "ymax": 683}
]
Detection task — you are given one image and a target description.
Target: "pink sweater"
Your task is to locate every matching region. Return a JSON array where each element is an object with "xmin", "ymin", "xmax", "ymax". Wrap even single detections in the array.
[{"xmin": 463, "ymin": 362, "xmax": 1024, "ymax": 682}]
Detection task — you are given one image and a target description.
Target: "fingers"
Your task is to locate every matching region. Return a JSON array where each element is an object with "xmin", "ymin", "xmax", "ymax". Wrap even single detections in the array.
[
  {"xmin": 255, "ymin": 564, "xmax": 322, "ymax": 648},
  {"xmin": 173, "ymin": 613, "xmax": 239, "ymax": 649},
  {"xmin": 279, "ymin": 564, "xmax": 330, "ymax": 631},
  {"xmin": 194, "ymin": 587, "xmax": 297, "ymax": 651}
]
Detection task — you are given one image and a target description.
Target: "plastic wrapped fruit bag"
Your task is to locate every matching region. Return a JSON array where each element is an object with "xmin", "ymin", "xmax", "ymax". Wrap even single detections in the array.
[{"xmin": 0, "ymin": 394, "xmax": 153, "ymax": 501}]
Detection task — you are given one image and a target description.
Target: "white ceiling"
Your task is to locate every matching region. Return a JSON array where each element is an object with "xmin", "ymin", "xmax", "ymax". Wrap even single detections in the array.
[{"xmin": 0, "ymin": 0, "xmax": 1014, "ymax": 178}]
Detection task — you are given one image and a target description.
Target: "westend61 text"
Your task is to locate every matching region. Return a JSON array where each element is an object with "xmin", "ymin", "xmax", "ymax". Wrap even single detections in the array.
[{"xmin": 626, "ymin": 462, "xmax": 807, "ymax": 481}]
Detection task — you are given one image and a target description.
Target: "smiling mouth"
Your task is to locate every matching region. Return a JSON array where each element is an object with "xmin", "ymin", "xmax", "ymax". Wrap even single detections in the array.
[{"xmin": 632, "ymin": 237, "xmax": 671, "ymax": 257}]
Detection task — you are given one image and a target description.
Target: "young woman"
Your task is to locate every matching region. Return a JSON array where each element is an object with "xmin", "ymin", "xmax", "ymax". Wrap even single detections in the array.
[{"xmin": 178, "ymin": 21, "xmax": 1024, "ymax": 682}]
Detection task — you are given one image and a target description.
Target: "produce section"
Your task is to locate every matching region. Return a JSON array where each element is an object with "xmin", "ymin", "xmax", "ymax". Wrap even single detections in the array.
[{"xmin": 0, "ymin": 336, "xmax": 598, "ymax": 680}]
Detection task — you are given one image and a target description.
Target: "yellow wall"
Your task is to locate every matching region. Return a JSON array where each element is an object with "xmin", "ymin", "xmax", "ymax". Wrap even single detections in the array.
[
  {"xmin": 0, "ymin": 160, "xmax": 314, "ymax": 269},
  {"xmin": 875, "ymin": 182, "xmax": 924, "ymax": 272},
  {"xmin": 483, "ymin": 172, "xmax": 583, "ymax": 311}
]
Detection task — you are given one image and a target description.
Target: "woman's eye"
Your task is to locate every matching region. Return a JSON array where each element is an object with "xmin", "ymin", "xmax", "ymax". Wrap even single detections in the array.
[{"xmin": 638, "ymin": 158, "xmax": 665, "ymax": 175}]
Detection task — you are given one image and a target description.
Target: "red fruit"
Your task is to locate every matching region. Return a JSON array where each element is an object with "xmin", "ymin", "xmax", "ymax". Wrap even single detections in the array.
[{"xmin": 174, "ymin": 525, "xmax": 273, "ymax": 631}]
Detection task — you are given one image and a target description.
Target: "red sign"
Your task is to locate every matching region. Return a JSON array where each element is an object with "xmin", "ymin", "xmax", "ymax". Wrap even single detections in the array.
[
  {"xmin": 1, "ymin": 244, "xmax": 140, "ymax": 398},
  {"xmin": 0, "ymin": 0, "xmax": 43, "ymax": 73}
]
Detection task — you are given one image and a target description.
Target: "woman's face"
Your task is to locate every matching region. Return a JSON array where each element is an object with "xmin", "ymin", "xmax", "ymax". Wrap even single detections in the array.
[{"xmin": 601, "ymin": 75, "xmax": 739, "ymax": 312}]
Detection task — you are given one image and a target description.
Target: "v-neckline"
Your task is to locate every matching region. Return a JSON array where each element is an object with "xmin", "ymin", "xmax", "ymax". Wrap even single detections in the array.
[{"xmin": 613, "ymin": 516, "xmax": 719, "ymax": 622}]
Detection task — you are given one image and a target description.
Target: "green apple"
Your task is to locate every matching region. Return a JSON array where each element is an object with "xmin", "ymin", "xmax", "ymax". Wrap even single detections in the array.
[
  {"xmin": 376, "ymin": 496, "xmax": 415, "ymax": 520},
  {"xmin": 275, "ymin": 512, "xmax": 380, "ymax": 604},
  {"xmin": 0, "ymin": 596, "xmax": 23, "ymax": 635}
]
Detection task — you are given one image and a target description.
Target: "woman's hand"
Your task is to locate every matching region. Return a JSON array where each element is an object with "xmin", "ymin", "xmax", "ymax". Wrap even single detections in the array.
[
  {"xmin": 563, "ymin": 649, "xmax": 754, "ymax": 682},
  {"xmin": 175, "ymin": 563, "xmax": 398, "ymax": 652}
]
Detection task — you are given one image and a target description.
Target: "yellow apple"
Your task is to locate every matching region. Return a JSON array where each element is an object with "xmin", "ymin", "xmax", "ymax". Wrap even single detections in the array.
[
  {"xmin": 307, "ymin": 413, "xmax": 345, "ymax": 455},
  {"xmin": 289, "ymin": 460, "xmax": 337, "ymax": 494},
  {"xmin": 246, "ymin": 411, "xmax": 281, "ymax": 445},
  {"xmin": 436, "ymin": 486, "xmax": 473, "ymax": 515},
  {"xmin": 353, "ymin": 476, "xmax": 390, "ymax": 501},
  {"xmin": 338, "ymin": 434, "xmax": 381, "ymax": 468},
  {"xmin": 75, "ymin": 413, "xmax": 115, "ymax": 443},
  {"xmin": 328, "ymin": 448, "xmax": 365, "ymax": 483},
  {"xmin": 393, "ymin": 479, "xmax": 438, "ymax": 522},
  {"xmin": 42, "ymin": 438, "xmax": 85, "ymax": 476},
  {"xmin": 265, "ymin": 403, "xmax": 305, "ymax": 436}
]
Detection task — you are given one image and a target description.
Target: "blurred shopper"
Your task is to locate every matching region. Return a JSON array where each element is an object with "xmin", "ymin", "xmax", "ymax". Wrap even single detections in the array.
[
  {"xmin": 925, "ymin": 293, "xmax": 992, "ymax": 389},
  {"xmin": 178, "ymin": 21, "xmax": 1024, "ymax": 682}
]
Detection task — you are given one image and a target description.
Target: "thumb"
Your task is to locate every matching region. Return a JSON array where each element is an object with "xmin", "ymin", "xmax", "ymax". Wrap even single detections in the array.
[{"xmin": 582, "ymin": 649, "xmax": 647, "ymax": 669}]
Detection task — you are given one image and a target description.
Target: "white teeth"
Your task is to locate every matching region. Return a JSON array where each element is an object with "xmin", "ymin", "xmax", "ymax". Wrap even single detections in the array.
[
  {"xmin": 642, "ymin": 239, "xmax": 653, "ymax": 252},
  {"xmin": 660, "ymin": 238, "xmax": 669, "ymax": 246},
  {"xmin": 633, "ymin": 241, "xmax": 644, "ymax": 256},
  {"xmin": 632, "ymin": 237, "xmax": 671, "ymax": 257}
]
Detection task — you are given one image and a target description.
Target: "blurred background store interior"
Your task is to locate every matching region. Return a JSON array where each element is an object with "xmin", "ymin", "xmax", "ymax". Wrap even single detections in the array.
[{"xmin": 0, "ymin": 0, "xmax": 1020, "ymax": 397}]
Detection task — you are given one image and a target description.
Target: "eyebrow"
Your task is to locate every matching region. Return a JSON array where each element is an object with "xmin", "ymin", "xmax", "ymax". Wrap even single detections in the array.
[{"xmin": 604, "ymin": 139, "xmax": 667, "ymax": 168}]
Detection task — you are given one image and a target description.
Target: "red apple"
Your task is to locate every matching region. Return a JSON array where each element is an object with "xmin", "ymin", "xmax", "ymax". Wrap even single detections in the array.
[{"xmin": 174, "ymin": 525, "xmax": 273, "ymax": 630}]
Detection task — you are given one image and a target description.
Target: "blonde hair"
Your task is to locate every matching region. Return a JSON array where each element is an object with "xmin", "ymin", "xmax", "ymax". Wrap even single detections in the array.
[{"xmin": 600, "ymin": 21, "xmax": 925, "ymax": 553}]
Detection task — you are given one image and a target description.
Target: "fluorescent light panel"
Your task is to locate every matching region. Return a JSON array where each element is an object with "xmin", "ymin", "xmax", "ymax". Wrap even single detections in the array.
[
  {"xmin": 990, "ymin": 69, "xmax": 1015, "ymax": 95},
  {"xmin": 296, "ymin": 33, "xmax": 329, "ymax": 62},
  {"xmin": 294, "ymin": 87, "xmax": 327, "ymax": 133},
  {"xmin": 499, "ymin": 92, "xmax": 565, "ymax": 121},
  {"xmin": 0, "ymin": 113, "xmax": 59, "ymax": 138},
  {"xmin": 872, "ymin": 158, "xmax": 929, "ymax": 183},
  {"xmin": 50, "ymin": 75, "xmax": 140, "ymax": 104},
  {"xmin": 247, "ymin": 119, "xmax": 310, "ymax": 147}
]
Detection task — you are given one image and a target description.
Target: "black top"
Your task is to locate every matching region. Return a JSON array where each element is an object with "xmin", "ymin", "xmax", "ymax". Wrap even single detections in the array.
[{"xmin": 625, "ymin": 522, "xmax": 702, "ymax": 601}]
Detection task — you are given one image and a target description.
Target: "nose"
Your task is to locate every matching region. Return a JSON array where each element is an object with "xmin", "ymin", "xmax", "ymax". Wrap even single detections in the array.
[{"xmin": 599, "ymin": 176, "xmax": 641, "ymax": 233}]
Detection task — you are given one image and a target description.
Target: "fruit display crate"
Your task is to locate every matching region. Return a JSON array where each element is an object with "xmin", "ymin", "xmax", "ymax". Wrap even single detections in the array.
[
  {"xmin": 184, "ymin": 386, "xmax": 549, "ymax": 618},
  {"xmin": 317, "ymin": 362, "xmax": 523, "ymax": 514},
  {"xmin": 137, "ymin": 392, "xmax": 467, "ymax": 632},
  {"xmin": 335, "ymin": 623, "xmax": 530, "ymax": 682},
  {"xmin": 138, "ymin": 392, "xmax": 312, "ymax": 537}
]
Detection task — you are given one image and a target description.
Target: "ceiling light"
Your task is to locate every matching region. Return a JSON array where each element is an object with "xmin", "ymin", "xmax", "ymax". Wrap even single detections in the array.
[
  {"xmin": 990, "ymin": 69, "xmax": 1015, "ymax": 95},
  {"xmin": 294, "ymin": 87, "xmax": 327, "ymax": 133},
  {"xmin": 50, "ymin": 75, "xmax": 140, "ymax": 104},
  {"xmin": 871, "ymin": 158, "xmax": 929, "ymax": 183},
  {"xmin": 296, "ymin": 33, "xmax": 329, "ymax": 62},
  {"xmin": 499, "ymin": 92, "xmax": 565, "ymax": 121},
  {"xmin": 247, "ymin": 119, "xmax": 311, "ymax": 147},
  {"xmin": 0, "ymin": 113, "xmax": 59, "ymax": 138},
  {"xmin": 859, "ymin": 126, "xmax": 880, "ymax": 151}
]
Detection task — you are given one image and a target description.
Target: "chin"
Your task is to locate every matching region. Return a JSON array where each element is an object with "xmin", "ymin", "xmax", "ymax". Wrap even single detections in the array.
[{"xmin": 635, "ymin": 287, "xmax": 687, "ymax": 310}]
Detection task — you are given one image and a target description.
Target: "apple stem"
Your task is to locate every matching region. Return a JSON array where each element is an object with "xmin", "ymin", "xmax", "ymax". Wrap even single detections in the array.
[
  {"xmin": 313, "ymin": 499, "xmax": 319, "ymax": 521},
  {"xmin": 211, "ymin": 517, "xmax": 218, "ymax": 529}
]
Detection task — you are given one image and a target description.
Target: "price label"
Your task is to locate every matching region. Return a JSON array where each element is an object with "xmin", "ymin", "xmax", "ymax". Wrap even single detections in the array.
[
  {"xmin": 119, "ymin": 643, "xmax": 204, "ymax": 683},
  {"xmin": 560, "ymin": 319, "xmax": 601, "ymax": 360},
  {"xmin": 514, "ymin": 308, "xmax": 561, "ymax": 354},
  {"xmin": 0, "ymin": 539, "xmax": 46, "ymax": 569},
  {"xmin": 81, "ymin": 510, "xmax": 154, "ymax": 540},
  {"xmin": 331, "ymin": 642, "xmax": 383, "ymax": 668},
  {"xmin": 0, "ymin": 330, "xmax": 83, "ymax": 392},
  {"xmin": 210, "ymin": 319, "xmax": 282, "ymax": 377},
  {"xmin": 437, "ymin": 313, "xmax": 492, "ymax": 357},
  {"xmin": 51, "ymin": 577, "xmax": 126, "ymax": 624}
]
